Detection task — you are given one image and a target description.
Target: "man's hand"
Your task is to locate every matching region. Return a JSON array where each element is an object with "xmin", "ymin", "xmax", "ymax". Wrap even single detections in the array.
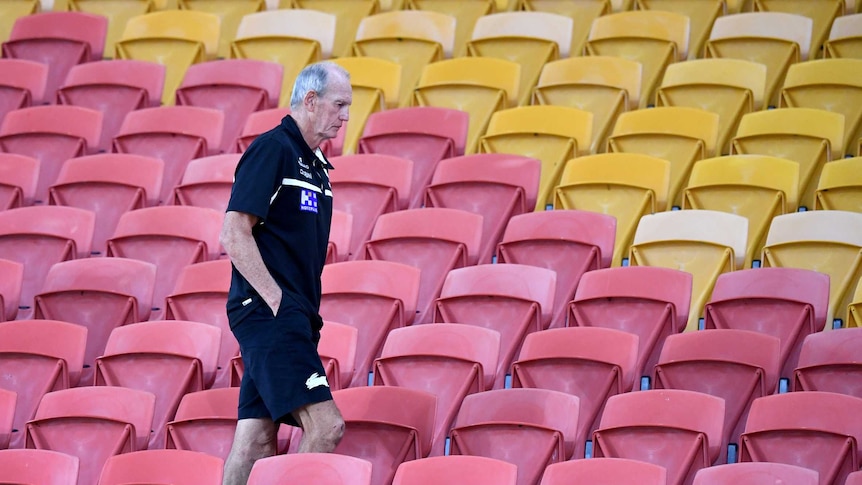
[{"xmin": 221, "ymin": 211, "xmax": 283, "ymax": 318}]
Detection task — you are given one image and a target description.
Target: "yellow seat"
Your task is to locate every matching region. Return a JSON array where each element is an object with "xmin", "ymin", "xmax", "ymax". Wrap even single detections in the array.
[
  {"xmin": 115, "ymin": 10, "xmax": 220, "ymax": 105},
  {"xmin": 230, "ymin": 9, "xmax": 336, "ymax": 107},
  {"xmin": 657, "ymin": 58, "xmax": 766, "ymax": 155},
  {"xmin": 352, "ymin": 10, "xmax": 455, "ymax": 108},
  {"xmin": 64, "ymin": 0, "xmax": 153, "ymax": 60},
  {"xmin": 532, "ymin": 56, "xmax": 641, "ymax": 154},
  {"xmin": 406, "ymin": 0, "xmax": 497, "ymax": 57},
  {"xmin": 849, "ymin": 275, "xmax": 862, "ymax": 328},
  {"xmin": 753, "ymin": 0, "xmax": 844, "ymax": 59},
  {"xmin": 636, "ymin": 0, "xmax": 725, "ymax": 59},
  {"xmin": 466, "ymin": 12, "xmax": 572, "ymax": 106},
  {"xmin": 825, "ymin": 13, "xmax": 862, "ymax": 59},
  {"xmin": 1, "ymin": 0, "xmax": 38, "ymax": 45},
  {"xmin": 330, "ymin": 57, "xmax": 401, "ymax": 154},
  {"xmin": 763, "ymin": 210, "xmax": 862, "ymax": 327},
  {"xmin": 282, "ymin": 0, "xmax": 380, "ymax": 58},
  {"xmin": 683, "ymin": 155, "xmax": 799, "ymax": 268},
  {"xmin": 630, "ymin": 210, "xmax": 748, "ymax": 331},
  {"xmin": 479, "ymin": 105, "xmax": 593, "ymax": 211},
  {"xmin": 586, "ymin": 10, "xmax": 690, "ymax": 108},
  {"xmin": 815, "ymin": 157, "xmax": 862, "ymax": 213},
  {"xmin": 178, "ymin": 0, "xmax": 265, "ymax": 59},
  {"xmin": 705, "ymin": 12, "xmax": 812, "ymax": 108},
  {"xmin": 413, "ymin": 57, "xmax": 520, "ymax": 154},
  {"xmin": 731, "ymin": 108, "xmax": 845, "ymax": 210},
  {"xmin": 607, "ymin": 106, "xmax": 720, "ymax": 209},
  {"xmin": 554, "ymin": 152, "xmax": 670, "ymax": 266},
  {"xmin": 514, "ymin": 0, "xmax": 611, "ymax": 57},
  {"xmin": 780, "ymin": 58, "xmax": 862, "ymax": 158}
]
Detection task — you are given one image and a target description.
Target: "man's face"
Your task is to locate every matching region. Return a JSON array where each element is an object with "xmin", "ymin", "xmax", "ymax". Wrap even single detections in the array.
[{"xmin": 313, "ymin": 74, "xmax": 352, "ymax": 141}]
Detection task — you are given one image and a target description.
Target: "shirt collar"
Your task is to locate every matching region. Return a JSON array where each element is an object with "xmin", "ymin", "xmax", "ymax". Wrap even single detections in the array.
[{"xmin": 281, "ymin": 115, "xmax": 335, "ymax": 170}]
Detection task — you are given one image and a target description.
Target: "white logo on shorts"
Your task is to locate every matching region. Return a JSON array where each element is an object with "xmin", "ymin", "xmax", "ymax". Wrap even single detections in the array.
[{"xmin": 305, "ymin": 372, "xmax": 330, "ymax": 390}]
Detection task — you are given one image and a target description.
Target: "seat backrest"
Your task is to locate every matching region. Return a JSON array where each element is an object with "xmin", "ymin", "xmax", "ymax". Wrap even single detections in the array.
[
  {"xmin": 733, "ymin": 107, "xmax": 845, "ymax": 161},
  {"xmin": 110, "ymin": 205, "xmax": 224, "ymax": 261},
  {"xmin": 235, "ymin": 107, "xmax": 290, "ymax": 151},
  {"xmin": 355, "ymin": 10, "xmax": 456, "ymax": 58},
  {"xmin": 178, "ymin": 59, "xmax": 283, "ymax": 109},
  {"xmin": 829, "ymin": 13, "xmax": 862, "ymax": 41},
  {"xmin": 180, "ymin": 153, "xmax": 241, "ymax": 186},
  {"xmin": 329, "ymin": 153, "xmax": 414, "ymax": 210},
  {"xmin": 417, "ymin": 57, "xmax": 521, "ymax": 107},
  {"xmin": 610, "ymin": 106, "xmax": 720, "ymax": 157},
  {"xmin": 116, "ymin": 105, "xmax": 224, "ymax": 154},
  {"xmin": 660, "ymin": 58, "xmax": 767, "ymax": 110},
  {"xmin": 765, "ymin": 210, "xmax": 862, "ymax": 248},
  {"xmin": 0, "ymin": 205, "xmax": 95, "ymax": 259},
  {"xmin": 392, "ymin": 456, "xmax": 517, "ymax": 485},
  {"xmin": 557, "ymin": 152, "xmax": 671, "ymax": 211},
  {"xmin": 330, "ymin": 56, "xmax": 401, "ymax": 108},
  {"xmin": 235, "ymin": 9, "xmax": 336, "ymax": 58},
  {"xmin": 321, "ymin": 260, "xmax": 420, "ymax": 323},
  {"xmin": 170, "ymin": 259, "xmax": 232, "ymax": 298},
  {"xmin": 0, "ymin": 388, "xmax": 15, "ymax": 449},
  {"xmin": 633, "ymin": 210, "xmax": 749, "ymax": 269},
  {"xmin": 0, "ymin": 449, "xmax": 79, "ymax": 485},
  {"xmin": 470, "ymin": 11, "xmax": 573, "ymax": 57},
  {"xmin": 369, "ymin": 207, "xmax": 483, "ymax": 265},
  {"xmin": 248, "ymin": 453, "xmax": 372, "ymax": 485},
  {"xmin": 685, "ymin": 154, "xmax": 800, "ymax": 211},
  {"xmin": 8, "ymin": 11, "xmax": 108, "ymax": 60},
  {"xmin": 589, "ymin": 10, "xmax": 691, "ymax": 60},
  {"xmin": 816, "ymin": 156, "xmax": 862, "ymax": 210},
  {"xmin": 102, "ymin": 320, "xmax": 221, "ymax": 376},
  {"xmin": 709, "ymin": 12, "xmax": 813, "ymax": 60},
  {"xmin": 121, "ymin": 10, "xmax": 221, "ymax": 59},
  {"xmin": 53, "ymin": 153, "xmax": 165, "ymax": 208},
  {"xmin": 693, "ymin": 462, "xmax": 819, "ymax": 485},
  {"xmin": 0, "ymin": 152, "xmax": 38, "ymax": 208},
  {"xmin": 783, "ymin": 58, "xmax": 862, "ymax": 89},
  {"xmin": 536, "ymin": 56, "xmax": 643, "ymax": 110},
  {"xmin": 98, "ymin": 449, "xmax": 224, "ymax": 485},
  {"xmin": 484, "ymin": 105, "xmax": 593, "ymax": 157},
  {"xmin": 0, "ymin": 104, "xmax": 102, "ymax": 150},
  {"xmin": 61, "ymin": 60, "xmax": 166, "ymax": 108},
  {"xmin": 794, "ymin": 327, "xmax": 862, "ymax": 396},
  {"xmin": 0, "ymin": 259, "xmax": 23, "ymax": 322},
  {"xmin": 359, "ymin": 107, "xmax": 469, "ymax": 158},
  {"xmin": 0, "ymin": 58, "xmax": 47, "ymax": 104},
  {"xmin": 540, "ymin": 458, "xmax": 668, "ymax": 485}
]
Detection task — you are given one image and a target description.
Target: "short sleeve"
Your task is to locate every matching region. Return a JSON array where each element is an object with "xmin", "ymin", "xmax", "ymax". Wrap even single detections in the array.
[{"xmin": 226, "ymin": 135, "xmax": 287, "ymax": 220}]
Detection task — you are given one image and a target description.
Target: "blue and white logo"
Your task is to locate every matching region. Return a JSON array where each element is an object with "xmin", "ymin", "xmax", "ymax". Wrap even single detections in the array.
[{"xmin": 300, "ymin": 189, "xmax": 318, "ymax": 213}]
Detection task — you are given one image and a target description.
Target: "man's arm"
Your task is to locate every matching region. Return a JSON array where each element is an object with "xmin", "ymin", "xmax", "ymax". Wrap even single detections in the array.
[{"xmin": 220, "ymin": 210, "xmax": 282, "ymax": 315}]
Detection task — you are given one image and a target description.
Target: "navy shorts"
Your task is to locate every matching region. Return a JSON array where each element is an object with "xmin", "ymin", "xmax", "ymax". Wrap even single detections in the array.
[{"xmin": 229, "ymin": 297, "xmax": 332, "ymax": 427}]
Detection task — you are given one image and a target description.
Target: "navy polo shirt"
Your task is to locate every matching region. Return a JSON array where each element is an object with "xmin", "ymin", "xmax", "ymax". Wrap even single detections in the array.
[{"xmin": 225, "ymin": 115, "xmax": 334, "ymax": 328}]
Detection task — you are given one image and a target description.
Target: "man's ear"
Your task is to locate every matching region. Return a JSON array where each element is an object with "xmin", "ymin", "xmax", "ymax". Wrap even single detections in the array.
[{"xmin": 304, "ymin": 90, "xmax": 316, "ymax": 111}]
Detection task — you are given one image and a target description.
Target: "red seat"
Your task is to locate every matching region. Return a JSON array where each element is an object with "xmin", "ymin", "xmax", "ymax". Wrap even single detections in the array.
[
  {"xmin": 392, "ymin": 455, "xmax": 517, "ymax": 485},
  {"xmin": 497, "ymin": 210, "xmax": 616, "ymax": 329},
  {"xmin": 357, "ymin": 107, "xmax": 469, "ymax": 209},
  {"xmin": 98, "ymin": 449, "xmax": 223, "ymax": 485},
  {"xmin": 327, "ymin": 209, "xmax": 354, "ymax": 264},
  {"xmin": 450, "ymin": 388, "xmax": 580, "ymax": 485},
  {"xmin": 848, "ymin": 471, "xmax": 862, "ymax": 485},
  {"xmin": 425, "ymin": 153, "xmax": 541, "ymax": 264},
  {"xmin": 0, "ymin": 449, "xmax": 79, "ymax": 485},
  {"xmin": 318, "ymin": 321, "xmax": 358, "ymax": 392},
  {"xmin": 0, "ymin": 59, "xmax": 47, "ymax": 120},
  {"xmin": 0, "ymin": 105, "xmax": 102, "ymax": 203},
  {"xmin": 248, "ymin": 453, "xmax": 372, "ymax": 485},
  {"xmin": 0, "ymin": 259, "xmax": 23, "ymax": 322},
  {"xmin": 0, "ymin": 388, "xmax": 15, "ymax": 449},
  {"xmin": 434, "ymin": 263, "xmax": 556, "ymax": 389},
  {"xmin": 25, "ymin": 386, "xmax": 156, "ymax": 485},
  {"xmin": 176, "ymin": 59, "xmax": 282, "ymax": 154},
  {"xmin": 234, "ymin": 107, "xmax": 289, "ymax": 152},
  {"xmin": 112, "ymin": 106, "xmax": 224, "ymax": 204},
  {"xmin": 57, "ymin": 60, "xmax": 165, "ymax": 152},
  {"xmin": 0, "ymin": 153, "xmax": 38, "ymax": 209},
  {"xmin": 165, "ymin": 387, "xmax": 239, "ymax": 461},
  {"xmin": 693, "ymin": 462, "xmax": 819, "ymax": 485},
  {"xmin": 172, "ymin": 154, "xmax": 241, "ymax": 213},
  {"xmin": 49, "ymin": 153, "xmax": 164, "ymax": 255},
  {"xmin": 794, "ymin": 327, "xmax": 862, "ymax": 398},
  {"xmin": 540, "ymin": 457, "xmax": 668, "ymax": 485},
  {"xmin": 569, "ymin": 266, "xmax": 693, "ymax": 386},
  {"xmin": 511, "ymin": 327, "xmax": 639, "ymax": 460}
]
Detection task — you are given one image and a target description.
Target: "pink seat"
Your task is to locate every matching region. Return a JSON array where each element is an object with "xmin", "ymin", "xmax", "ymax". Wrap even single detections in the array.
[
  {"xmin": 165, "ymin": 387, "xmax": 239, "ymax": 461},
  {"xmin": 424, "ymin": 153, "xmax": 541, "ymax": 264},
  {"xmin": 234, "ymin": 107, "xmax": 289, "ymax": 152},
  {"xmin": 848, "ymin": 471, "xmax": 862, "ymax": 485},
  {"xmin": 0, "ymin": 153, "xmax": 38, "ymax": 209},
  {"xmin": 248, "ymin": 453, "xmax": 372, "ymax": 485},
  {"xmin": 98, "ymin": 449, "xmax": 223, "ymax": 485},
  {"xmin": 497, "ymin": 210, "xmax": 616, "ymax": 329},
  {"xmin": 172, "ymin": 154, "xmax": 241, "ymax": 213},
  {"xmin": 327, "ymin": 209, "xmax": 354, "ymax": 264},
  {"xmin": 0, "ymin": 59, "xmax": 47, "ymax": 119},
  {"xmin": 540, "ymin": 458, "xmax": 668, "ymax": 485},
  {"xmin": 0, "ymin": 388, "xmax": 15, "ymax": 449},
  {"xmin": 357, "ymin": 107, "xmax": 469, "ymax": 209},
  {"xmin": 392, "ymin": 455, "xmax": 517, "ymax": 485},
  {"xmin": 0, "ymin": 449, "xmax": 79, "ymax": 485},
  {"xmin": 794, "ymin": 327, "xmax": 862, "ymax": 398},
  {"xmin": 0, "ymin": 259, "xmax": 23, "ymax": 322},
  {"xmin": 318, "ymin": 321, "xmax": 358, "ymax": 391},
  {"xmin": 693, "ymin": 462, "xmax": 819, "ymax": 485}
]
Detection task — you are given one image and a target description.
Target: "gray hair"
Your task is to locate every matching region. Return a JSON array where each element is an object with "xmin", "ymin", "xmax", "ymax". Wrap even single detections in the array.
[{"xmin": 289, "ymin": 62, "xmax": 350, "ymax": 109}]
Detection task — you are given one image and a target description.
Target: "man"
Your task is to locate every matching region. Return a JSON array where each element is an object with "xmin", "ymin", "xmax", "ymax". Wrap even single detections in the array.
[{"xmin": 220, "ymin": 61, "xmax": 352, "ymax": 484}]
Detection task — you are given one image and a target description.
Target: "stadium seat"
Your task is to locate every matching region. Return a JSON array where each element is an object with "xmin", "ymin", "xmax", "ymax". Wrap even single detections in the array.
[
  {"xmin": 405, "ymin": 0, "xmax": 496, "ymax": 58},
  {"xmin": 317, "ymin": 321, "xmax": 358, "ymax": 391},
  {"xmin": 392, "ymin": 455, "xmax": 517, "ymax": 485},
  {"xmin": 0, "ymin": 259, "xmax": 22, "ymax": 322},
  {"xmin": 593, "ymin": 389, "xmax": 726, "ymax": 485},
  {"xmin": 0, "ymin": 388, "xmax": 14, "ymax": 449},
  {"xmin": 479, "ymin": 106, "xmax": 592, "ymax": 211},
  {"xmin": 851, "ymin": 277, "xmax": 862, "ymax": 328},
  {"xmin": 739, "ymin": 392, "xmax": 862, "ymax": 485},
  {"xmin": 0, "ymin": 449, "xmax": 79, "ymax": 485},
  {"xmin": 424, "ymin": 153, "xmax": 540, "ymax": 263},
  {"xmin": 607, "ymin": 106, "xmax": 719, "ymax": 209},
  {"xmin": 752, "ymin": 0, "xmax": 843, "ymax": 59},
  {"xmin": 98, "ymin": 449, "xmax": 223, "ymax": 485},
  {"xmin": 0, "ymin": 59, "xmax": 46, "ymax": 121},
  {"xmin": 731, "ymin": 108, "xmax": 845, "ymax": 210},
  {"xmin": 327, "ymin": 209, "xmax": 354, "ymax": 265},
  {"xmin": 173, "ymin": 154, "xmax": 241, "ymax": 213},
  {"xmin": 816, "ymin": 157, "xmax": 862, "ymax": 213},
  {"xmin": 850, "ymin": 471, "xmax": 862, "ymax": 485},
  {"xmin": 635, "ymin": 0, "xmax": 724, "ymax": 59},
  {"xmin": 825, "ymin": 12, "xmax": 862, "ymax": 59},
  {"xmin": 60, "ymin": 0, "xmax": 155, "ymax": 61},
  {"xmin": 235, "ymin": 107, "xmax": 290, "ymax": 152},
  {"xmin": 693, "ymin": 462, "xmax": 819, "ymax": 485},
  {"xmin": 165, "ymin": 387, "xmax": 239, "ymax": 460},
  {"xmin": 512, "ymin": 327, "xmax": 639, "ymax": 459},
  {"xmin": 514, "ymin": 0, "xmax": 611, "ymax": 58},
  {"xmin": 178, "ymin": 0, "xmax": 265, "ymax": 59},
  {"xmin": 540, "ymin": 457, "xmax": 668, "ymax": 485},
  {"xmin": 248, "ymin": 453, "xmax": 372, "ymax": 485},
  {"xmin": 532, "ymin": 56, "xmax": 641, "ymax": 153},
  {"xmin": 794, "ymin": 327, "xmax": 862, "ymax": 398},
  {"xmin": 0, "ymin": 152, "xmax": 38, "ymax": 210},
  {"xmin": 287, "ymin": 0, "xmax": 379, "ymax": 58}
]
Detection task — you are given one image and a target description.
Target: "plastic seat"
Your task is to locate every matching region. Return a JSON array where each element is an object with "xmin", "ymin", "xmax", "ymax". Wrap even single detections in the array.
[
  {"xmin": 116, "ymin": 11, "xmax": 220, "ymax": 105},
  {"xmin": 316, "ymin": 321, "xmax": 358, "ymax": 391},
  {"xmin": 249, "ymin": 453, "xmax": 373, "ymax": 485},
  {"xmin": 49, "ymin": 154, "xmax": 164, "ymax": 255},
  {"xmin": 478, "ymin": 106, "xmax": 592, "ymax": 211},
  {"xmin": 850, "ymin": 471, "xmax": 862, "ymax": 485},
  {"xmin": 95, "ymin": 320, "xmax": 221, "ymax": 450},
  {"xmin": 0, "ymin": 153, "xmax": 38, "ymax": 210},
  {"xmin": 569, "ymin": 266, "xmax": 692, "ymax": 386},
  {"xmin": 0, "ymin": 388, "xmax": 14, "ymax": 449},
  {"xmin": 586, "ymin": 11, "xmax": 690, "ymax": 109},
  {"xmin": 356, "ymin": 107, "xmax": 469, "ymax": 209},
  {"xmin": 0, "ymin": 449, "xmax": 79, "ymax": 485},
  {"xmin": 0, "ymin": 105, "xmax": 102, "ymax": 204},
  {"xmin": 62, "ymin": 0, "xmax": 157, "ymax": 62},
  {"xmin": 694, "ymin": 462, "xmax": 819, "ymax": 485},
  {"xmin": 794, "ymin": 327, "xmax": 862, "ymax": 398},
  {"xmin": 351, "ymin": 10, "xmax": 455, "ymax": 108},
  {"xmin": 1, "ymin": 12, "xmax": 107, "ymax": 103},
  {"xmin": 405, "ymin": 0, "xmax": 497, "ymax": 58},
  {"xmin": 731, "ymin": 108, "xmax": 845, "ymax": 210},
  {"xmin": 106, "ymin": 206, "xmax": 224, "ymax": 317},
  {"xmin": 514, "ymin": 0, "xmax": 612, "ymax": 58},
  {"xmin": 235, "ymin": 107, "xmax": 290, "ymax": 152},
  {"xmin": 852, "ymin": 277, "xmax": 862, "ymax": 328},
  {"xmin": 0, "ymin": 259, "xmax": 22, "ymax": 322},
  {"xmin": 593, "ymin": 389, "xmax": 725, "ymax": 485},
  {"xmin": 780, "ymin": 58, "xmax": 862, "ymax": 157},
  {"xmin": 532, "ymin": 56, "xmax": 642, "ymax": 153},
  {"xmin": 392, "ymin": 455, "xmax": 517, "ymax": 485},
  {"xmin": 330, "ymin": 386, "xmax": 436, "ymax": 485},
  {"xmin": 0, "ymin": 319, "xmax": 87, "ymax": 449},
  {"xmin": 607, "ymin": 106, "xmax": 719, "ymax": 209},
  {"xmin": 320, "ymin": 260, "xmax": 420, "ymax": 388},
  {"xmin": 540, "ymin": 457, "xmax": 668, "ymax": 485},
  {"xmin": 0, "ymin": 59, "xmax": 46, "ymax": 122},
  {"xmin": 683, "ymin": 155, "xmax": 799, "ymax": 268},
  {"xmin": 98, "ymin": 449, "xmax": 223, "ymax": 485},
  {"xmin": 762, "ymin": 211, "xmax": 862, "ymax": 328},
  {"xmin": 816, "ymin": 157, "xmax": 862, "ymax": 213},
  {"xmin": 25, "ymin": 387, "xmax": 155, "ymax": 485},
  {"xmin": 630, "ymin": 210, "xmax": 748, "ymax": 331},
  {"xmin": 705, "ymin": 12, "xmax": 812, "ymax": 109},
  {"xmin": 113, "ymin": 105, "xmax": 224, "ymax": 204},
  {"xmin": 413, "ymin": 57, "xmax": 521, "ymax": 154},
  {"xmin": 178, "ymin": 0, "xmax": 265, "ymax": 59},
  {"xmin": 825, "ymin": 13, "xmax": 862, "ymax": 59},
  {"xmin": 364, "ymin": 208, "xmax": 482, "ymax": 324},
  {"xmin": 173, "ymin": 154, "xmax": 241, "ymax": 213},
  {"xmin": 739, "ymin": 392, "xmax": 862, "ymax": 485},
  {"xmin": 753, "ymin": 0, "xmax": 843, "ymax": 59},
  {"xmin": 372, "ymin": 324, "xmax": 501, "ymax": 456},
  {"xmin": 511, "ymin": 327, "xmax": 639, "ymax": 460},
  {"xmin": 0, "ymin": 206, "xmax": 95, "ymax": 314},
  {"xmin": 175, "ymin": 59, "xmax": 282, "ymax": 154},
  {"xmin": 327, "ymin": 209, "xmax": 353, "ymax": 265},
  {"xmin": 424, "ymin": 153, "xmax": 540, "ymax": 263},
  {"xmin": 657, "ymin": 59, "xmax": 766, "ymax": 155},
  {"xmin": 450, "ymin": 388, "xmax": 579, "ymax": 485},
  {"xmin": 165, "ymin": 387, "xmax": 239, "ymax": 460},
  {"xmin": 230, "ymin": 9, "xmax": 335, "ymax": 107},
  {"xmin": 635, "ymin": 0, "xmax": 723, "ymax": 60},
  {"xmin": 287, "ymin": 0, "xmax": 379, "ymax": 58}
]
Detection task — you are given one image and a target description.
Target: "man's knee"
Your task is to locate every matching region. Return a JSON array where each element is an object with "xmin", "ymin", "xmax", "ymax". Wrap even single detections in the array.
[{"xmin": 294, "ymin": 400, "xmax": 345, "ymax": 452}]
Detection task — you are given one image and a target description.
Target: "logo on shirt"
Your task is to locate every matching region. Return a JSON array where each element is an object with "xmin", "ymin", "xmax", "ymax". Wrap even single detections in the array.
[
  {"xmin": 297, "ymin": 157, "xmax": 310, "ymax": 170},
  {"xmin": 305, "ymin": 372, "xmax": 329, "ymax": 390},
  {"xmin": 300, "ymin": 189, "xmax": 318, "ymax": 213}
]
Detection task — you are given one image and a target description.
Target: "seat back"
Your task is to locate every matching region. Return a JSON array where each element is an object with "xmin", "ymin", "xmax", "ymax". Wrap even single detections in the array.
[
  {"xmin": 249, "ymin": 453, "xmax": 372, "ymax": 485},
  {"xmin": 0, "ymin": 449, "xmax": 79, "ymax": 485},
  {"xmin": 0, "ymin": 388, "xmax": 15, "ymax": 449},
  {"xmin": 98, "ymin": 449, "xmax": 224, "ymax": 485},
  {"xmin": 816, "ymin": 156, "xmax": 862, "ymax": 212},
  {"xmin": 0, "ymin": 259, "xmax": 23, "ymax": 322},
  {"xmin": 0, "ymin": 58, "xmax": 47, "ymax": 112},
  {"xmin": 693, "ymin": 462, "xmax": 819, "ymax": 485},
  {"xmin": 794, "ymin": 327, "xmax": 862, "ymax": 398},
  {"xmin": 0, "ymin": 152, "xmax": 38, "ymax": 209},
  {"xmin": 540, "ymin": 457, "xmax": 668, "ymax": 485},
  {"xmin": 166, "ymin": 387, "xmax": 239, "ymax": 461},
  {"xmin": 235, "ymin": 107, "xmax": 290, "ymax": 152},
  {"xmin": 174, "ymin": 153, "xmax": 241, "ymax": 213},
  {"xmin": 392, "ymin": 455, "xmax": 517, "ymax": 485},
  {"xmin": 825, "ymin": 13, "xmax": 862, "ymax": 59}
]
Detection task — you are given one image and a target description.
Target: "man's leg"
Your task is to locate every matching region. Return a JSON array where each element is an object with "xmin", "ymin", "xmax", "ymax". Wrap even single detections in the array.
[
  {"xmin": 223, "ymin": 417, "xmax": 278, "ymax": 485},
  {"xmin": 292, "ymin": 399, "xmax": 345, "ymax": 453}
]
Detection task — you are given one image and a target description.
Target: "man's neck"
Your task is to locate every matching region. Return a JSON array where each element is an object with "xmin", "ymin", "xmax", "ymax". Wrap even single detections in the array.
[{"xmin": 291, "ymin": 112, "xmax": 321, "ymax": 150}]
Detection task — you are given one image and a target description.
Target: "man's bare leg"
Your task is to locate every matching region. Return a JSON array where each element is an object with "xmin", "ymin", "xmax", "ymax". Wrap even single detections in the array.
[
  {"xmin": 223, "ymin": 417, "xmax": 278, "ymax": 485},
  {"xmin": 292, "ymin": 400, "xmax": 345, "ymax": 453}
]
